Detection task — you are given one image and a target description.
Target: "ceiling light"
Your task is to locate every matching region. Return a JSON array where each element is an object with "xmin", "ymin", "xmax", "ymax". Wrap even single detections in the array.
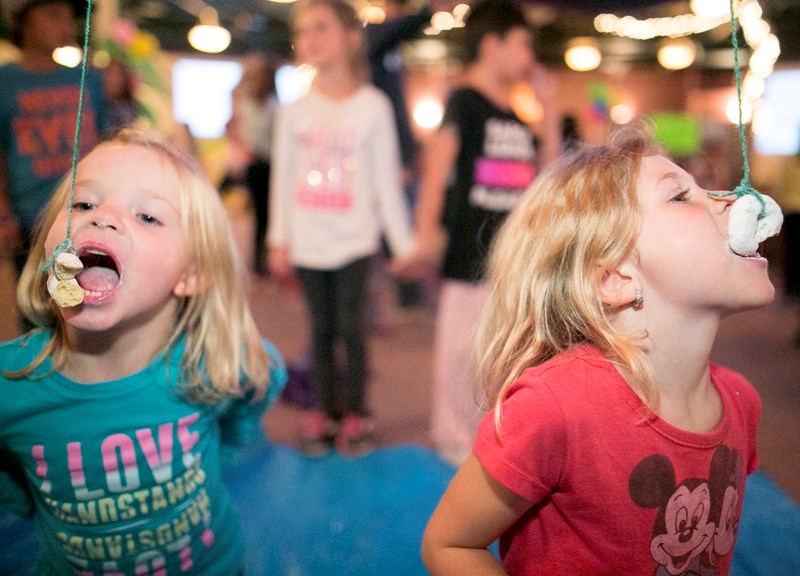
[
  {"xmin": 188, "ymin": 7, "xmax": 231, "ymax": 54},
  {"xmin": 413, "ymin": 99, "xmax": 444, "ymax": 129},
  {"xmin": 657, "ymin": 37, "xmax": 696, "ymax": 70},
  {"xmin": 689, "ymin": 0, "xmax": 729, "ymax": 18},
  {"xmin": 52, "ymin": 46, "xmax": 82, "ymax": 68},
  {"xmin": 452, "ymin": 4, "xmax": 470, "ymax": 28},
  {"xmin": 564, "ymin": 37, "xmax": 602, "ymax": 72},
  {"xmin": 610, "ymin": 103, "xmax": 636, "ymax": 125},
  {"xmin": 359, "ymin": 6, "xmax": 385, "ymax": 24},
  {"xmin": 726, "ymin": 94, "xmax": 752, "ymax": 125},
  {"xmin": 431, "ymin": 11, "xmax": 455, "ymax": 32}
]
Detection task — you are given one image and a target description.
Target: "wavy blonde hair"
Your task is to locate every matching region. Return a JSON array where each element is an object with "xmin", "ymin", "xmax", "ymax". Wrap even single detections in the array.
[
  {"xmin": 476, "ymin": 122, "xmax": 660, "ymax": 431},
  {"xmin": 14, "ymin": 129, "xmax": 273, "ymax": 403}
]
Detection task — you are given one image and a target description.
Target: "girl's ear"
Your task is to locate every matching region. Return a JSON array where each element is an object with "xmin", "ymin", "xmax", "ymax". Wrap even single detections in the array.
[
  {"xmin": 598, "ymin": 261, "xmax": 638, "ymax": 309},
  {"xmin": 347, "ymin": 27, "xmax": 362, "ymax": 50},
  {"xmin": 173, "ymin": 270, "xmax": 200, "ymax": 297}
]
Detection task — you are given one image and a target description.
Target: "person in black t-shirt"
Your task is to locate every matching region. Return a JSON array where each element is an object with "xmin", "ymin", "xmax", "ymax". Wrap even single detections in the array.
[{"xmin": 405, "ymin": 0, "xmax": 561, "ymax": 466}]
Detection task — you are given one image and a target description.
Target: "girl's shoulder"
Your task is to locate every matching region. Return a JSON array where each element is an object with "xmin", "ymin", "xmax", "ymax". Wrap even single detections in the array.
[
  {"xmin": 262, "ymin": 338, "xmax": 288, "ymax": 406},
  {"xmin": 522, "ymin": 345, "xmax": 615, "ymax": 381},
  {"xmin": 355, "ymin": 84, "xmax": 390, "ymax": 102},
  {"xmin": 0, "ymin": 330, "xmax": 51, "ymax": 373},
  {"xmin": 446, "ymin": 86, "xmax": 494, "ymax": 109},
  {"xmin": 511, "ymin": 345, "xmax": 622, "ymax": 403},
  {"xmin": 709, "ymin": 363, "xmax": 761, "ymax": 411}
]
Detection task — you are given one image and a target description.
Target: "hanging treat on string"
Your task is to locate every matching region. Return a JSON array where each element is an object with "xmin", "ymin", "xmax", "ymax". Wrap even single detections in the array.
[
  {"xmin": 40, "ymin": 0, "xmax": 93, "ymax": 308},
  {"xmin": 714, "ymin": 186, "xmax": 783, "ymax": 257},
  {"xmin": 46, "ymin": 251, "xmax": 85, "ymax": 308},
  {"xmin": 712, "ymin": 0, "xmax": 782, "ymax": 257}
]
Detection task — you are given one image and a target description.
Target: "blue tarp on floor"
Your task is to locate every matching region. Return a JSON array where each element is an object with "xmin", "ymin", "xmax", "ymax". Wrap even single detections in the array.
[{"xmin": 1, "ymin": 439, "xmax": 799, "ymax": 575}]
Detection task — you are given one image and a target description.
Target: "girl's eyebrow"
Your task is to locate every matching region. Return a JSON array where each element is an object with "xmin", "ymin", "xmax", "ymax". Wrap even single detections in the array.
[
  {"xmin": 657, "ymin": 171, "xmax": 684, "ymax": 184},
  {"xmin": 657, "ymin": 170, "xmax": 696, "ymax": 187}
]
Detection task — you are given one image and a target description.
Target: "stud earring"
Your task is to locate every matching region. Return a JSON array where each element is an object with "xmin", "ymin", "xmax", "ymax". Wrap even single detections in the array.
[{"xmin": 632, "ymin": 288, "xmax": 644, "ymax": 310}]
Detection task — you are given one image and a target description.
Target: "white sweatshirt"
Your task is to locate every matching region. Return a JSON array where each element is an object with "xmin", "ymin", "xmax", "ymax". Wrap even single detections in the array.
[{"xmin": 269, "ymin": 85, "xmax": 414, "ymax": 269}]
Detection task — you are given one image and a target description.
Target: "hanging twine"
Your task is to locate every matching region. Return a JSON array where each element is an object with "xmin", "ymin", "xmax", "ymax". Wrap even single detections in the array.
[
  {"xmin": 706, "ymin": 0, "xmax": 766, "ymax": 218},
  {"xmin": 41, "ymin": 0, "xmax": 95, "ymax": 274}
]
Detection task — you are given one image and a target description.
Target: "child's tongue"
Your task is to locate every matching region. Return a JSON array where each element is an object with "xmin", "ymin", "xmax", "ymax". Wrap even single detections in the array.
[{"xmin": 77, "ymin": 267, "xmax": 120, "ymax": 293}]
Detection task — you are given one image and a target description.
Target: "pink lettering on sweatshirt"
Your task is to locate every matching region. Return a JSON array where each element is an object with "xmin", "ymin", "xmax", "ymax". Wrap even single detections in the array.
[
  {"xmin": 474, "ymin": 157, "xmax": 535, "ymax": 190},
  {"xmin": 67, "ymin": 442, "xmax": 104, "ymax": 500},
  {"xmin": 136, "ymin": 424, "xmax": 175, "ymax": 483},
  {"xmin": 31, "ymin": 445, "xmax": 51, "ymax": 495},
  {"xmin": 102, "ymin": 434, "xmax": 141, "ymax": 492}
]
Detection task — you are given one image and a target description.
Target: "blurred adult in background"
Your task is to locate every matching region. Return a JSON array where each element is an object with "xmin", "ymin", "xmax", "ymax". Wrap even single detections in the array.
[
  {"xmin": 411, "ymin": 0, "xmax": 561, "ymax": 466},
  {"xmin": 102, "ymin": 57, "xmax": 138, "ymax": 136},
  {"xmin": 230, "ymin": 53, "xmax": 279, "ymax": 275},
  {"xmin": 365, "ymin": 0, "xmax": 441, "ymax": 182},
  {"xmin": 777, "ymin": 138, "xmax": 800, "ymax": 346},
  {"xmin": 0, "ymin": 0, "xmax": 107, "ymax": 280},
  {"xmin": 365, "ymin": 0, "xmax": 450, "ymax": 308},
  {"xmin": 561, "ymin": 114, "xmax": 582, "ymax": 153}
]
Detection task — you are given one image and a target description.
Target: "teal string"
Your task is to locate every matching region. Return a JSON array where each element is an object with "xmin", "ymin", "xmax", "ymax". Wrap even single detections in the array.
[
  {"xmin": 41, "ymin": 0, "xmax": 94, "ymax": 274},
  {"xmin": 707, "ymin": 0, "xmax": 765, "ymax": 218}
]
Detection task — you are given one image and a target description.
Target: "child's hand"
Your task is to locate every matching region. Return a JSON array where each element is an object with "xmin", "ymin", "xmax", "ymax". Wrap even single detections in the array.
[
  {"xmin": 388, "ymin": 249, "xmax": 427, "ymax": 280},
  {"xmin": 268, "ymin": 247, "xmax": 293, "ymax": 281},
  {"xmin": 727, "ymin": 194, "xmax": 783, "ymax": 256},
  {"xmin": 390, "ymin": 232, "xmax": 446, "ymax": 279}
]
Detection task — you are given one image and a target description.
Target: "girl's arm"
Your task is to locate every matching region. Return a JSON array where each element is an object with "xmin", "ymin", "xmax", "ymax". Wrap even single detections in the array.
[
  {"xmin": 371, "ymin": 94, "xmax": 415, "ymax": 259},
  {"xmin": 0, "ymin": 450, "xmax": 34, "ymax": 518},
  {"xmin": 267, "ymin": 105, "xmax": 294, "ymax": 279},
  {"xmin": 414, "ymin": 123, "xmax": 459, "ymax": 263},
  {"xmin": 422, "ymin": 454, "xmax": 533, "ymax": 575},
  {"xmin": 216, "ymin": 342, "xmax": 287, "ymax": 466},
  {"xmin": 531, "ymin": 64, "xmax": 561, "ymax": 169}
]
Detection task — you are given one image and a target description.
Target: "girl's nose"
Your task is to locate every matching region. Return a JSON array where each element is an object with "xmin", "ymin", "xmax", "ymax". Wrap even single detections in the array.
[
  {"xmin": 89, "ymin": 210, "xmax": 121, "ymax": 231},
  {"xmin": 706, "ymin": 191, "xmax": 735, "ymax": 214}
]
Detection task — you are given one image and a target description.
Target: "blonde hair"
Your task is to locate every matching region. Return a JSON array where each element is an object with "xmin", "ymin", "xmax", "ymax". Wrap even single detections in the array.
[
  {"xmin": 476, "ymin": 122, "xmax": 660, "ymax": 430},
  {"xmin": 292, "ymin": 0, "xmax": 368, "ymax": 83},
  {"xmin": 14, "ymin": 129, "xmax": 273, "ymax": 403}
]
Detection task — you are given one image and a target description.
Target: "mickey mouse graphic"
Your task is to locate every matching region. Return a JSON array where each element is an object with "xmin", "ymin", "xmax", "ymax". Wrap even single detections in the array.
[{"xmin": 629, "ymin": 445, "xmax": 744, "ymax": 576}]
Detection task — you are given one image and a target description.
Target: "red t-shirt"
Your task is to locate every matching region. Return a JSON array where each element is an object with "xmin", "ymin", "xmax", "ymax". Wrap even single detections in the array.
[{"xmin": 473, "ymin": 345, "xmax": 761, "ymax": 576}]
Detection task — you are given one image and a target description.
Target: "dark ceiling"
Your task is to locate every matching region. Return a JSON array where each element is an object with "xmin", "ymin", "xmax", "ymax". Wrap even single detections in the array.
[{"xmin": 81, "ymin": 1, "xmax": 800, "ymax": 66}]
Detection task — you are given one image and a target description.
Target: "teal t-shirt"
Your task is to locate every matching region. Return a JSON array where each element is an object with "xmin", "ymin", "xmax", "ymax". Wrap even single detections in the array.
[{"xmin": 0, "ymin": 330, "xmax": 286, "ymax": 575}]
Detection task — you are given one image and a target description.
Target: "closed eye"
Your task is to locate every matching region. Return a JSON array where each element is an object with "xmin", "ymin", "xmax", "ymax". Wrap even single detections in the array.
[{"xmin": 670, "ymin": 189, "xmax": 690, "ymax": 202}]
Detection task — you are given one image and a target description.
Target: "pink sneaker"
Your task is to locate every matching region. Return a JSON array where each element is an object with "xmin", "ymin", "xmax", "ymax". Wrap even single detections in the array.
[
  {"xmin": 299, "ymin": 410, "xmax": 336, "ymax": 456},
  {"xmin": 335, "ymin": 414, "xmax": 375, "ymax": 456}
]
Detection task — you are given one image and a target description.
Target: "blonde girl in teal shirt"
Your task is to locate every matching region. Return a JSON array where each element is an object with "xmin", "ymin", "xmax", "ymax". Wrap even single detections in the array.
[{"xmin": 0, "ymin": 129, "xmax": 286, "ymax": 575}]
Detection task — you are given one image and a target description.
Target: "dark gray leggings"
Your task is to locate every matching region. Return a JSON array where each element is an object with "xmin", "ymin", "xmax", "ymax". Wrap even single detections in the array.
[{"xmin": 295, "ymin": 256, "xmax": 372, "ymax": 417}]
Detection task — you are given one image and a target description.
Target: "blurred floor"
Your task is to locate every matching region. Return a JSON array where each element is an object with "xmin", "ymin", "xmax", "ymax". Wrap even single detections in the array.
[{"xmin": 1, "ymin": 190, "xmax": 798, "ymax": 504}]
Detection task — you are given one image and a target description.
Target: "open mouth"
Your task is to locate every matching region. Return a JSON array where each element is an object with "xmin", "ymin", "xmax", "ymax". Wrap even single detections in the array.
[{"xmin": 76, "ymin": 248, "xmax": 122, "ymax": 295}]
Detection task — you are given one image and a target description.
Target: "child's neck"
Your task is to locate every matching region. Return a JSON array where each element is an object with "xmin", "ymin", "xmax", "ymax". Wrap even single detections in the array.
[
  {"xmin": 466, "ymin": 63, "xmax": 515, "ymax": 111},
  {"xmin": 313, "ymin": 67, "xmax": 361, "ymax": 100},
  {"xmin": 61, "ymin": 323, "xmax": 174, "ymax": 384},
  {"xmin": 19, "ymin": 49, "xmax": 61, "ymax": 72},
  {"xmin": 641, "ymin": 313, "xmax": 723, "ymax": 433}
]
